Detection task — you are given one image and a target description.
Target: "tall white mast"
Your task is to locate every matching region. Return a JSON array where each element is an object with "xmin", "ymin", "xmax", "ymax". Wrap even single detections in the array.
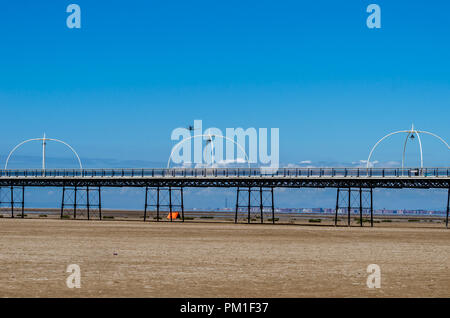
[{"xmin": 42, "ymin": 133, "xmax": 46, "ymax": 170}]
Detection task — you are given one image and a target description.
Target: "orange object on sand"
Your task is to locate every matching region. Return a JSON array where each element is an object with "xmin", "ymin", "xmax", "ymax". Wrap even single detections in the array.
[{"xmin": 167, "ymin": 212, "xmax": 180, "ymax": 220}]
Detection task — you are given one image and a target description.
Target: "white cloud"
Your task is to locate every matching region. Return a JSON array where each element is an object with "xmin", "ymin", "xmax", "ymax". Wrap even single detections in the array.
[
  {"xmin": 353, "ymin": 160, "xmax": 401, "ymax": 168},
  {"xmin": 194, "ymin": 158, "xmax": 248, "ymax": 168},
  {"xmin": 353, "ymin": 160, "xmax": 379, "ymax": 168}
]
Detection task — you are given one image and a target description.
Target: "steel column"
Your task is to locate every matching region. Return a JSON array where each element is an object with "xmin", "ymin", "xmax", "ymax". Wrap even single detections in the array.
[
  {"xmin": 335, "ymin": 188, "xmax": 340, "ymax": 226},
  {"xmin": 180, "ymin": 187, "xmax": 185, "ymax": 222},
  {"xmin": 156, "ymin": 187, "xmax": 160, "ymax": 222},
  {"xmin": 98, "ymin": 187, "xmax": 102, "ymax": 220},
  {"xmin": 446, "ymin": 187, "xmax": 449, "ymax": 229},
  {"xmin": 359, "ymin": 188, "xmax": 363, "ymax": 227},
  {"xmin": 169, "ymin": 186, "xmax": 173, "ymax": 222},
  {"xmin": 61, "ymin": 186, "xmax": 65, "ymax": 219},
  {"xmin": 259, "ymin": 187, "xmax": 264, "ymax": 224},
  {"xmin": 235, "ymin": 187, "xmax": 239, "ymax": 224},
  {"xmin": 347, "ymin": 187, "xmax": 351, "ymax": 226},
  {"xmin": 144, "ymin": 186, "xmax": 148, "ymax": 222},
  {"xmin": 370, "ymin": 188, "xmax": 374, "ymax": 228},
  {"xmin": 21, "ymin": 186, "xmax": 25, "ymax": 218},
  {"xmin": 248, "ymin": 187, "xmax": 251, "ymax": 224},
  {"xmin": 271, "ymin": 187, "xmax": 275, "ymax": 224},
  {"xmin": 86, "ymin": 186, "xmax": 90, "ymax": 220},
  {"xmin": 10, "ymin": 185, "xmax": 14, "ymax": 218},
  {"xmin": 73, "ymin": 185, "xmax": 77, "ymax": 219}
]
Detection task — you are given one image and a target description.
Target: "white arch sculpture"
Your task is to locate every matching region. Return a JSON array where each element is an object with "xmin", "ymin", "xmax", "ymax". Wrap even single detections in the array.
[
  {"xmin": 367, "ymin": 124, "xmax": 450, "ymax": 169},
  {"xmin": 168, "ymin": 134, "xmax": 251, "ymax": 169},
  {"xmin": 4, "ymin": 134, "xmax": 83, "ymax": 170}
]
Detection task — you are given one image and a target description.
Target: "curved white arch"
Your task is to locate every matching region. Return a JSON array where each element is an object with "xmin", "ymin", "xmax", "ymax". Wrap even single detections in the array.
[
  {"xmin": 367, "ymin": 127, "xmax": 449, "ymax": 169},
  {"xmin": 417, "ymin": 130, "xmax": 450, "ymax": 149},
  {"xmin": 5, "ymin": 138, "xmax": 83, "ymax": 170},
  {"xmin": 167, "ymin": 134, "xmax": 251, "ymax": 168},
  {"xmin": 367, "ymin": 130, "xmax": 409, "ymax": 168}
]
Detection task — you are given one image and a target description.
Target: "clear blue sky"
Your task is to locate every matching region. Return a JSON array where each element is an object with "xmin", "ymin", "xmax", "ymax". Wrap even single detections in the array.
[
  {"xmin": 0, "ymin": 0, "xmax": 449, "ymax": 167},
  {"xmin": 0, "ymin": 1, "xmax": 448, "ymax": 209}
]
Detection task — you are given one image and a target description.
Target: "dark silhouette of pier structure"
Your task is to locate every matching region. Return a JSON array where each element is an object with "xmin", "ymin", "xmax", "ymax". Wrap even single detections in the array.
[{"xmin": 0, "ymin": 167, "xmax": 449, "ymax": 228}]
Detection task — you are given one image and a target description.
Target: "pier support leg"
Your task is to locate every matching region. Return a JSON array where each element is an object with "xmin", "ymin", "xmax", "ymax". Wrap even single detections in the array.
[
  {"xmin": 247, "ymin": 187, "xmax": 251, "ymax": 224},
  {"xmin": 169, "ymin": 187, "xmax": 173, "ymax": 222},
  {"xmin": 260, "ymin": 187, "xmax": 264, "ymax": 224},
  {"xmin": 144, "ymin": 187, "xmax": 183, "ymax": 222},
  {"xmin": 144, "ymin": 187, "xmax": 148, "ymax": 222},
  {"xmin": 61, "ymin": 186, "xmax": 101, "ymax": 220},
  {"xmin": 335, "ymin": 188, "xmax": 340, "ymax": 226},
  {"xmin": 73, "ymin": 186, "xmax": 77, "ymax": 219},
  {"xmin": 446, "ymin": 188, "xmax": 449, "ymax": 229},
  {"xmin": 359, "ymin": 188, "xmax": 363, "ymax": 227},
  {"xmin": 347, "ymin": 187, "xmax": 351, "ymax": 227},
  {"xmin": 336, "ymin": 188, "xmax": 372, "ymax": 227},
  {"xmin": 235, "ymin": 187, "xmax": 276, "ymax": 224},
  {"xmin": 235, "ymin": 187, "xmax": 240, "ymax": 224},
  {"xmin": 271, "ymin": 187, "xmax": 275, "ymax": 224},
  {"xmin": 10, "ymin": 185, "xmax": 14, "ymax": 218},
  {"xmin": 157, "ymin": 187, "xmax": 160, "ymax": 221},
  {"xmin": 87, "ymin": 186, "xmax": 90, "ymax": 220},
  {"xmin": 181, "ymin": 187, "xmax": 185, "ymax": 223},
  {"xmin": 61, "ymin": 186, "xmax": 65, "ymax": 219},
  {"xmin": 0, "ymin": 186, "xmax": 24, "ymax": 219},
  {"xmin": 21, "ymin": 186, "xmax": 25, "ymax": 218},
  {"xmin": 370, "ymin": 188, "xmax": 374, "ymax": 228},
  {"xmin": 98, "ymin": 187, "xmax": 102, "ymax": 220}
]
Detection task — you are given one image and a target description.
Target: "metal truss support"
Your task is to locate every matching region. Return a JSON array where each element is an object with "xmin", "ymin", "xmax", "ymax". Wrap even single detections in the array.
[
  {"xmin": 1, "ymin": 172, "xmax": 449, "ymax": 190},
  {"xmin": 144, "ymin": 186, "xmax": 184, "ymax": 222},
  {"xmin": 446, "ymin": 187, "xmax": 450, "ymax": 229},
  {"xmin": 235, "ymin": 187, "xmax": 275, "ymax": 224},
  {"xmin": 61, "ymin": 185, "xmax": 102, "ymax": 220},
  {"xmin": 370, "ymin": 188, "xmax": 374, "ymax": 228},
  {"xmin": 335, "ymin": 187, "xmax": 373, "ymax": 227},
  {"xmin": 0, "ymin": 185, "xmax": 25, "ymax": 218}
]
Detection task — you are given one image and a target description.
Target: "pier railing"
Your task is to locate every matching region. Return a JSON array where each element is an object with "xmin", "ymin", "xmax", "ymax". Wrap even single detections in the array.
[{"xmin": 0, "ymin": 168, "xmax": 448, "ymax": 178}]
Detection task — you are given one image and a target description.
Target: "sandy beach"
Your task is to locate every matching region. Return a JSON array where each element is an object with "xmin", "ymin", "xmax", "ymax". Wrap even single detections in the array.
[{"xmin": 0, "ymin": 218, "xmax": 449, "ymax": 298}]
